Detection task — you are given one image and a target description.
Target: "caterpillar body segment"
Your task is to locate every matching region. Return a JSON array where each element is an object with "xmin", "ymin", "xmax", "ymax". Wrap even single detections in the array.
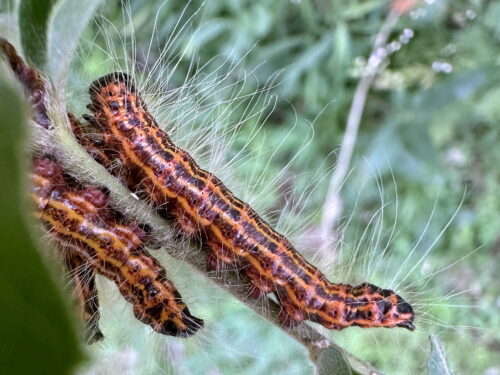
[
  {"xmin": 31, "ymin": 157, "xmax": 204, "ymax": 338},
  {"xmin": 78, "ymin": 72, "xmax": 415, "ymax": 331}
]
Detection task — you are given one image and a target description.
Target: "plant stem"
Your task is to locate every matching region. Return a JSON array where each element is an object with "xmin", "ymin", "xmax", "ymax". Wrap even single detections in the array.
[{"xmin": 319, "ymin": 10, "xmax": 401, "ymax": 257}]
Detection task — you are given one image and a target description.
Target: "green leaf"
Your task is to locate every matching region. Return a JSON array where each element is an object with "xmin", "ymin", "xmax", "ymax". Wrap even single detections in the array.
[
  {"xmin": 427, "ymin": 335, "xmax": 453, "ymax": 375},
  {"xmin": 0, "ymin": 69, "xmax": 82, "ymax": 375},
  {"xmin": 340, "ymin": 0, "xmax": 386, "ymax": 20},
  {"xmin": 315, "ymin": 347, "xmax": 353, "ymax": 375},
  {"xmin": 47, "ymin": 0, "xmax": 103, "ymax": 82},
  {"xmin": 18, "ymin": 0, "xmax": 57, "ymax": 70}
]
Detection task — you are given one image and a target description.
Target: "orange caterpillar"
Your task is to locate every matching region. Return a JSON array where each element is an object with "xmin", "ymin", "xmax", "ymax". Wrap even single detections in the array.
[
  {"xmin": 75, "ymin": 72, "xmax": 415, "ymax": 331},
  {"xmin": 31, "ymin": 157, "xmax": 203, "ymax": 337}
]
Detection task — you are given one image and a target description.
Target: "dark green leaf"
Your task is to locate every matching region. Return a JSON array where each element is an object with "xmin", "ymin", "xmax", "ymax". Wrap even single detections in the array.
[
  {"xmin": 0, "ymin": 70, "xmax": 82, "ymax": 375},
  {"xmin": 18, "ymin": 0, "xmax": 56, "ymax": 70}
]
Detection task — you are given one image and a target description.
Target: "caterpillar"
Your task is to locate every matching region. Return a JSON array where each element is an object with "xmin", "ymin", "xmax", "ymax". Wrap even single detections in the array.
[
  {"xmin": 31, "ymin": 157, "xmax": 203, "ymax": 337},
  {"xmin": 0, "ymin": 38, "xmax": 50, "ymax": 129},
  {"xmin": 74, "ymin": 72, "xmax": 415, "ymax": 331},
  {"xmin": 1, "ymin": 37, "xmax": 107, "ymax": 342}
]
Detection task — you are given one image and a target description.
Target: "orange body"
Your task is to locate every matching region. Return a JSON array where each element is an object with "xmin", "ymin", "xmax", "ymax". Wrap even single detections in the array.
[
  {"xmin": 78, "ymin": 72, "xmax": 415, "ymax": 330},
  {"xmin": 31, "ymin": 157, "xmax": 203, "ymax": 337}
]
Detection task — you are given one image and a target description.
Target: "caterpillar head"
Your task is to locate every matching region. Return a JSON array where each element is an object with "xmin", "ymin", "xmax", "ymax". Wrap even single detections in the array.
[
  {"xmin": 87, "ymin": 72, "xmax": 154, "ymax": 134},
  {"xmin": 88, "ymin": 72, "xmax": 140, "ymax": 113},
  {"xmin": 350, "ymin": 283, "xmax": 415, "ymax": 331}
]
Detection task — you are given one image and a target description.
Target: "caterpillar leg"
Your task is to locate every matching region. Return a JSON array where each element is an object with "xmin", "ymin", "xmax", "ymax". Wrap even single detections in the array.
[
  {"xmin": 172, "ymin": 205, "xmax": 200, "ymax": 236},
  {"xmin": 70, "ymin": 113, "xmax": 115, "ymax": 168},
  {"xmin": 63, "ymin": 251, "xmax": 104, "ymax": 343},
  {"xmin": 274, "ymin": 289, "xmax": 305, "ymax": 327},
  {"xmin": 244, "ymin": 266, "xmax": 273, "ymax": 299},
  {"xmin": 206, "ymin": 240, "xmax": 238, "ymax": 272}
]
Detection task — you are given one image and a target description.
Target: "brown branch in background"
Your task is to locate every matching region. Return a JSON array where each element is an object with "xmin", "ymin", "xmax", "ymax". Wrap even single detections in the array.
[{"xmin": 319, "ymin": 10, "xmax": 402, "ymax": 255}]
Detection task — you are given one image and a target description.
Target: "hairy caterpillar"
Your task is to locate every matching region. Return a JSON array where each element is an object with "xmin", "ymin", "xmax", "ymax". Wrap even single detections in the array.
[
  {"xmin": 0, "ymin": 38, "xmax": 50, "ymax": 129},
  {"xmin": 73, "ymin": 72, "xmax": 415, "ymax": 331},
  {"xmin": 31, "ymin": 157, "xmax": 203, "ymax": 338},
  {"xmin": 1, "ymin": 37, "xmax": 106, "ymax": 343}
]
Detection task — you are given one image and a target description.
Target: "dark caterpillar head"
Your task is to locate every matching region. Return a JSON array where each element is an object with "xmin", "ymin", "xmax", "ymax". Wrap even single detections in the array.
[
  {"xmin": 88, "ymin": 72, "xmax": 151, "ymax": 130},
  {"xmin": 349, "ymin": 283, "xmax": 415, "ymax": 330},
  {"xmin": 89, "ymin": 72, "xmax": 136, "ymax": 95}
]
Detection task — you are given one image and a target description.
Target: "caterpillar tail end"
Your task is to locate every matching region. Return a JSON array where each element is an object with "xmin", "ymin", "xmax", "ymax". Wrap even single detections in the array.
[{"xmin": 89, "ymin": 71, "xmax": 136, "ymax": 95}]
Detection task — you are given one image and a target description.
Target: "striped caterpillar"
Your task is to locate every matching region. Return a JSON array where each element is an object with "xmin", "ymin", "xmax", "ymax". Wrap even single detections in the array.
[
  {"xmin": 31, "ymin": 157, "xmax": 203, "ymax": 338},
  {"xmin": 75, "ymin": 72, "xmax": 415, "ymax": 331}
]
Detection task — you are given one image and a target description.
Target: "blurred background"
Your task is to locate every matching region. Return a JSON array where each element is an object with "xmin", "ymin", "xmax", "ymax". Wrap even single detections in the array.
[{"xmin": 2, "ymin": 0, "xmax": 500, "ymax": 374}]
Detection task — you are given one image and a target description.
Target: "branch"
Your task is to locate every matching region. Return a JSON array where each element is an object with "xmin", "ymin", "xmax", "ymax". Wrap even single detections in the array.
[{"xmin": 319, "ymin": 10, "xmax": 401, "ymax": 255}]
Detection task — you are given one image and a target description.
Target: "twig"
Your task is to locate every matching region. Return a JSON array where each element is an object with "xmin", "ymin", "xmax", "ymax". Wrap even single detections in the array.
[{"xmin": 319, "ymin": 10, "xmax": 401, "ymax": 255}]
